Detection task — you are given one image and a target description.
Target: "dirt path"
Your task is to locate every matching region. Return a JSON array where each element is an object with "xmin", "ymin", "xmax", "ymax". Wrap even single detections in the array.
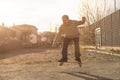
[{"xmin": 0, "ymin": 47, "xmax": 120, "ymax": 80}]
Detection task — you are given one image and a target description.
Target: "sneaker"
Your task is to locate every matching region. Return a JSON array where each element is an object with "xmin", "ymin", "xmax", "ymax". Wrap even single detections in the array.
[
  {"xmin": 75, "ymin": 58, "xmax": 81, "ymax": 63},
  {"xmin": 58, "ymin": 58, "xmax": 67, "ymax": 62}
]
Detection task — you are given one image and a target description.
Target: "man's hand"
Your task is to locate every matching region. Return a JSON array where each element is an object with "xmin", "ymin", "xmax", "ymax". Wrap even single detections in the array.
[
  {"xmin": 82, "ymin": 17, "xmax": 86, "ymax": 23},
  {"xmin": 52, "ymin": 42, "xmax": 56, "ymax": 48}
]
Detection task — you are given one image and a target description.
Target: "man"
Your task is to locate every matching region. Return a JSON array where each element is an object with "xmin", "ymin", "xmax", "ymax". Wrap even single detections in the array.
[{"xmin": 52, "ymin": 15, "xmax": 86, "ymax": 63}]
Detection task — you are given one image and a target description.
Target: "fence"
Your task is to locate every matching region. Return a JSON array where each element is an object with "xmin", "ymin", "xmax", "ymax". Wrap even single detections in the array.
[{"xmin": 95, "ymin": 10, "xmax": 120, "ymax": 47}]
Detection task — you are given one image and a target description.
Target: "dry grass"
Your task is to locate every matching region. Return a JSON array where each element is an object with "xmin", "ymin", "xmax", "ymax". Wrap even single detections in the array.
[{"xmin": 0, "ymin": 47, "xmax": 120, "ymax": 80}]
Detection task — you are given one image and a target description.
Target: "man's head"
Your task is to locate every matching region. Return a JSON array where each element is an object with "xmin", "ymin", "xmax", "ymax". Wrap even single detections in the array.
[{"xmin": 62, "ymin": 15, "xmax": 69, "ymax": 25}]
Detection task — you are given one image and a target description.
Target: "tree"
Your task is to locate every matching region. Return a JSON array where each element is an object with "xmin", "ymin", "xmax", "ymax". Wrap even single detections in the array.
[
  {"xmin": 79, "ymin": 0, "xmax": 107, "ymax": 25},
  {"xmin": 78, "ymin": 0, "xmax": 108, "ymax": 45}
]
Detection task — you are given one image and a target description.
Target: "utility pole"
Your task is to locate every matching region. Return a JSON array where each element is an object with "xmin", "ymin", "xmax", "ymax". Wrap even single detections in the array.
[{"xmin": 114, "ymin": 0, "xmax": 116, "ymax": 12}]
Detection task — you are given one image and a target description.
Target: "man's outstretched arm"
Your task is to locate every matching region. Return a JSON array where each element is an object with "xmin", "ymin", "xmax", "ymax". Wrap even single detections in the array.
[
  {"xmin": 78, "ymin": 17, "xmax": 86, "ymax": 25},
  {"xmin": 52, "ymin": 26, "xmax": 63, "ymax": 48}
]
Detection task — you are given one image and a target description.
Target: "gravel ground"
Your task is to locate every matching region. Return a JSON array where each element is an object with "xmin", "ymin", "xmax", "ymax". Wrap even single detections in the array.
[{"xmin": 0, "ymin": 47, "xmax": 120, "ymax": 80}]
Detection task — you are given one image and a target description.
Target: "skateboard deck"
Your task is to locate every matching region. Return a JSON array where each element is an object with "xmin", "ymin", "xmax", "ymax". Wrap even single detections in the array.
[{"xmin": 59, "ymin": 61, "xmax": 82, "ymax": 67}]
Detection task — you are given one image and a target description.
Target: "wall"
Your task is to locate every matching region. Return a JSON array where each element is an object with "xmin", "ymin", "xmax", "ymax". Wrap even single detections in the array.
[{"xmin": 95, "ymin": 10, "xmax": 120, "ymax": 47}]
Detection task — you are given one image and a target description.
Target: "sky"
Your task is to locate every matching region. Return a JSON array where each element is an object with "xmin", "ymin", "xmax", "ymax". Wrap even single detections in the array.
[
  {"xmin": 0, "ymin": 0, "xmax": 119, "ymax": 32},
  {"xmin": 0, "ymin": 0, "xmax": 80, "ymax": 32}
]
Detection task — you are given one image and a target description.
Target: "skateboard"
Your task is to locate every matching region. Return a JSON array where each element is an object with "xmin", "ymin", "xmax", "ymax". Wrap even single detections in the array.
[{"xmin": 59, "ymin": 61, "xmax": 82, "ymax": 67}]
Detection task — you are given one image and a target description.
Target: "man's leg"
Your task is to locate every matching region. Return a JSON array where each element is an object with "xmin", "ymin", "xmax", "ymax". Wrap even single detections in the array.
[
  {"xmin": 73, "ymin": 37, "xmax": 81, "ymax": 62},
  {"xmin": 59, "ymin": 38, "xmax": 69, "ymax": 62}
]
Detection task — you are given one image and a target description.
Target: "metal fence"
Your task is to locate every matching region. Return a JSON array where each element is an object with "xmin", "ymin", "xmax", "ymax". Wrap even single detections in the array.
[{"xmin": 95, "ymin": 10, "xmax": 120, "ymax": 47}]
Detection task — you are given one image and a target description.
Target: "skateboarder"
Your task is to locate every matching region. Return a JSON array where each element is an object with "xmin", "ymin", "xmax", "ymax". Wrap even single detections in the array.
[{"xmin": 52, "ymin": 15, "xmax": 86, "ymax": 63}]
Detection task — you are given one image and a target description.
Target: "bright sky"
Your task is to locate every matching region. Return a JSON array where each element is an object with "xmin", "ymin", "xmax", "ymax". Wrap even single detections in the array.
[
  {"xmin": 0, "ymin": 0, "xmax": 81, "ymax": 32},
  {"xmin": 1, "ymin": 0, "xmax": 119, "ymax": 32}
]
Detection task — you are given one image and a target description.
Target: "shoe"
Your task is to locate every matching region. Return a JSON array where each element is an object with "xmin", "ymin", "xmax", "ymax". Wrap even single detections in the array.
[
  {"xmin": 75, "ymin": 58, "xmax": 81, "ymax": 63},
  {"xmin": 58, "ymin": 58, "xmax": 67, "ymax": 62}
]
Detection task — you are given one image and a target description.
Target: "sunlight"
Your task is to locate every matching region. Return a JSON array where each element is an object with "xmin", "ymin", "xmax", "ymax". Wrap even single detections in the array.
[{"xmin": 0, "ymin": 0, "xmax": 81, "ymax": 32}]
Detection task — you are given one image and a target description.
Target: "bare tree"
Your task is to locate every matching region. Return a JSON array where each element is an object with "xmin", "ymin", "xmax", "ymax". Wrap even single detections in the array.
[
  {"xmin": 79, "ymin": 0, "xmax": 107, "ymax": 25},
  {"xmin": 78, "ymin": 0, "xmax": 108, "ymax": 45}
]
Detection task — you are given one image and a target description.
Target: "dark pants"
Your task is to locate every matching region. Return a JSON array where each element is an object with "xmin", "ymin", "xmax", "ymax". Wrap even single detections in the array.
[{"xmin": 62, "ymin": 37, "xmax": 81, "ymax": 60}]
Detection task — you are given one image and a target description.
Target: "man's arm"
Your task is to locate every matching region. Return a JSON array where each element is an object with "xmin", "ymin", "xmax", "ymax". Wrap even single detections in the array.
[
  {"xmin": 52, "ymin": 26, "xmax": 63, "ymax": 47},
  {"xmin": 77, "ymin": 17, "xmax": 86, "ymax": 25}
]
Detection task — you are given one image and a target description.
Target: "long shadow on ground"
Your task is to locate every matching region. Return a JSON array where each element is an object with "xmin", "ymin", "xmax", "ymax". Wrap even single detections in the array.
[{"xmin": 61, "ymin": 71, "xmax": 112, "ymax": 80}]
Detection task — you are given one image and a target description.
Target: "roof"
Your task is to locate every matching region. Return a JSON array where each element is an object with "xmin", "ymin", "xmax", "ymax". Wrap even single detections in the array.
[
  {"xmin": 10, "ymin": 24, "xmax": 38, "ymax": 31},
  {"xmin": 12, "ymin": 24, "xmax": 38, "ymax": 30}
]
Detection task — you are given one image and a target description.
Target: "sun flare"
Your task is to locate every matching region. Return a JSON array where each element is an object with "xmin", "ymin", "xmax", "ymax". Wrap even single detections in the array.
[{"xmin": 0, "ymin": 0, "xmax": 80, "ymax": 32}]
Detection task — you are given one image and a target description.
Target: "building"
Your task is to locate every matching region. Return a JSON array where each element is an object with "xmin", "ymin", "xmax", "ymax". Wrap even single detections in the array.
[
  {"xmin": 0, "ymin": 25, "xmax": 22, "ymax": 52},
  {"xmin": 10, "ymin": 24, "xmax": 38, "ymax": 45}
]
